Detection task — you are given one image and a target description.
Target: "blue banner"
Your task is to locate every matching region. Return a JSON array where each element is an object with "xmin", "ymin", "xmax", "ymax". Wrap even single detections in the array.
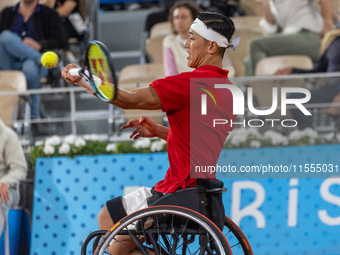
[{"xmin": 31, "ymin": 145, "xmax": 340, "ymax": 255}]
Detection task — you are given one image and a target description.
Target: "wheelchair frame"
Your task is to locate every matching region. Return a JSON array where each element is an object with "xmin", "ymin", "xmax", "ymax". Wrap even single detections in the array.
[{"xmin": 81, "ymin": 183, "xmax": 253, "ymax": 255}]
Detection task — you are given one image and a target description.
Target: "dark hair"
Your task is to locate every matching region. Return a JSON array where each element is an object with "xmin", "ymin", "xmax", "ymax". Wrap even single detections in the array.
[
  {"xmin": 197, "ymin": 11, "xmax": 235, "ymax": 56},
  {"xmin": 168, "ymin": 1, "xmax": 203, "ymax": 34}
]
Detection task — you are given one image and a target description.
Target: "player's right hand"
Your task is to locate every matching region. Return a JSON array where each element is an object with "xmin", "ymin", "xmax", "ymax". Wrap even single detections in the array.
[
  {"xmin": 62, "ymin": 64, "xmax": 96, "ymax": 95},
  {"xmin": 61, "ymin": 64, "xmax": 82, "ymax": 84},
  {"xmin": 121, "ymin": 115, "xmax": 158, "ymax": 140}
]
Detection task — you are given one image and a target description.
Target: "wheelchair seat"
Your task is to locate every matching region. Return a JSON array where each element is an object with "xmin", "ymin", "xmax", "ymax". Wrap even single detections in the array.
[
  {"xmin": 81, "ymin": 178, "xmax": 253, "ymax": 255},
  {"xmin": 148, "ymin": 187, "xmax": 199, "ymax": 211},
  {"xmin": 148, "ymin": 179, "xmax": 226, "ymax": 230}
]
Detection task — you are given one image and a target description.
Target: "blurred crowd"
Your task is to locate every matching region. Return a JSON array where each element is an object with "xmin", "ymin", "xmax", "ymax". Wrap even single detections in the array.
[{"xmin": 1, "ymin": 0, "xmax": 340, "ymax": 135}]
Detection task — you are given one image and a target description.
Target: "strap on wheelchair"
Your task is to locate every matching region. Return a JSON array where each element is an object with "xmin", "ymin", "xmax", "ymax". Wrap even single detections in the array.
[
  {"xmin": 105, "ymin": 196, "xmax": 127, "ymax": 224},
  {"xmin": 196, "ymin": 179, "xmax": 210, "ymax": 217},
  {"xmin": 196, "ymin": 178, "xmax": 226, "ymax": 230}
]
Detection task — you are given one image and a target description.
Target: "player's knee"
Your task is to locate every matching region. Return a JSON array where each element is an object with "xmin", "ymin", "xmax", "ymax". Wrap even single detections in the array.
[
  {"xmin": 98, "ymin": 205, "xmax": 114, "ymax": 229},
  {"xmin": 97, "ymin": 205, "xmax": 109, "ymax": 223}
]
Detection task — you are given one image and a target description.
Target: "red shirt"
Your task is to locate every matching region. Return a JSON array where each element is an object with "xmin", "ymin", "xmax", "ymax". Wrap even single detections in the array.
[{"xmin": 151, "ymin": 65, "xmax": 236, "ymax": 193}]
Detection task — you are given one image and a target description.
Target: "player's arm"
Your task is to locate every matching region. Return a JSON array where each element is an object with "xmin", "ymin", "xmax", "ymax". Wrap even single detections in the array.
[
  {"xmin": 113, "ymin": 86, "xmax": 162, "ymax": 110},
  {"xmin": 61, "ymin": 64, "xmax": 162, "ymax": 110}
]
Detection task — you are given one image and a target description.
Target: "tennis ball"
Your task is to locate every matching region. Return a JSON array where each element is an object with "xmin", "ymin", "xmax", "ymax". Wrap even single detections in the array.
[{"xmin": 41, "ymin": 51, "xmax": 59, "ymax": 69}]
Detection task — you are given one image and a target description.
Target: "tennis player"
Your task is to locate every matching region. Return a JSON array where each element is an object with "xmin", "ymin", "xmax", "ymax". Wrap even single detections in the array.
[{"xmin": 62, "ymin": 11, "xmax": 238, "ymax": 254}]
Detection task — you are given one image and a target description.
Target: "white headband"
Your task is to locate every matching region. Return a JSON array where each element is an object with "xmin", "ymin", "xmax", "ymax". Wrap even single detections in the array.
[{"xmin": 190, "ymin": 18, "xmax": 240, "ymax": 51}]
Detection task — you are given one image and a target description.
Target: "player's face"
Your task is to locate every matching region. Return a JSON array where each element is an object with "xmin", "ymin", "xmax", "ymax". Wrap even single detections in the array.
[
  {"xmin": 185, "ymin": 29, "xmax": 210, "ymax": 69},
  {"xmin": 173, "ymin": 7, "xmax": 194, "ymax": 36}
]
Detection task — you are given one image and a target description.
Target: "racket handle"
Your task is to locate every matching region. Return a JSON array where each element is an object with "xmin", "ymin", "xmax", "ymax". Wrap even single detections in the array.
[{"xmin": 69, "ymin": 68, "xmax": 81, "ymax": 76}]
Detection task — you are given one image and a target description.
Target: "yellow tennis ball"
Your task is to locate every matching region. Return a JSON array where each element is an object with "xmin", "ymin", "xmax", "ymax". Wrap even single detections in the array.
[{"xmin": 41, "ymin": 51, "xmax": 59, "ymax": 69}]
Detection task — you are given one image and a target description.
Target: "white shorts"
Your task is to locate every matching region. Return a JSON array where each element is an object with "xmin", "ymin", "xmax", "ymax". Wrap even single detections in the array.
[{"xmin": 121, "ymin": 187, "xmax": 152, "ymax": 215}]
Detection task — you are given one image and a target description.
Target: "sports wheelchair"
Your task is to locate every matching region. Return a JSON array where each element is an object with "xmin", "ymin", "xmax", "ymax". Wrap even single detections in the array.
[{"xmin": 81, "ymin": 179, "xmax": 253, "ymax": 255}]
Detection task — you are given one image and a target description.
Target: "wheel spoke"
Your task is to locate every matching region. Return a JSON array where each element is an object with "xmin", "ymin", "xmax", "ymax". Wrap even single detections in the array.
[
  {"xmin": 169, "ymin": 215, "xmax": 177, "ymax": 254},
  {"xmin": 149, "ymin": 215, "xmax": 169, "ymax": 255},
  {"xmin": 156, "ymin": 215, "xmax": 162, "ymax": 255},
  {"xmin": 110, "ymin": 232, "xmax": 142, "ymax": 254},
  {"xmin": 175, "ymin": 218, "xmax": 189, "ymax": 251},
  {"xmin": 161, "ymin": 234, "xmax": 171, "ymax": 251},
  {"xmin": 224, "ymin": 230, "xmax": 231, "ymax": 236},
  {"xmin": 230, "ymin": 242, "xmax": 241, "ymax": 248},
  {"xmin": 126, "ymin": 225, "xmax": 149, "ymax": 255},
  {"xmin": 139, "ymin": 218, "xmax": 150, "ymax": 254},
  {"xmin": 94, "ymin": 207, "xmax": 241, "ymax": 255}
]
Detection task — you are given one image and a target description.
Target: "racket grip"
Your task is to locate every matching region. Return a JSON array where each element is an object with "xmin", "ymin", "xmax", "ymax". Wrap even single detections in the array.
[{"xmin": 69, "ymin": 68, "xmax": 81, "ymax": 76}]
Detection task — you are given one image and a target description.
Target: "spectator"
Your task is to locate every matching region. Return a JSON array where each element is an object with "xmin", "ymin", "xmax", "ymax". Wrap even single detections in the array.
[
  {"xmin": 40, "ymin": 0, "xmax": 85, "ymax": 63},
  {"xmin": 244, "ymin": 0, "xmax": 334, "ymax": 77},
  {"xmin": 0, "ymin": 118, "xmax": 27, "ymax": 238},
  {"xmin": 145, "ymin": 0, "xmax": 239, "ymax": 38},
  {"xmin": 144, "ymin": 0, "xmax": 172, "ymax": 37},
  {"xmin": 163, "ymin": 1, "xmax": 235, "ymax": 76},
  {"xmin": 0, "ymin": 0, "xmax": 63, "ymax": 120},
  {"xmin": 275, "ymin": 28, "xmax": 340, "ymax": 130},
  {"xmin": 163, "ymin": 1, "xmax": 202, "ymax": 76}
]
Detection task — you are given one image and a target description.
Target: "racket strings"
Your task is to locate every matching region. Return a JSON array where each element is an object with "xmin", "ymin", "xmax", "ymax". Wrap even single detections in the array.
[{"xmin": 88, "ymin": 45, "xmax": 116, "ymax": 100}]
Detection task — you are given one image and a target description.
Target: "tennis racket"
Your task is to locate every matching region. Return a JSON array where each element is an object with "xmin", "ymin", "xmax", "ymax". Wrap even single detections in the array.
[{"xmin": 69, "ymin": 40, "xmax": 118, "ymax": 102}]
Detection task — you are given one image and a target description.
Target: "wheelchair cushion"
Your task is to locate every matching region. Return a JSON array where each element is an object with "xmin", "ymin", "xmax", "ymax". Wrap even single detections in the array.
[
  {"xmin": 148, "ymin": 179, "xmax": 226, "ymax": 230},
  {"xmin": 196, "ymin": 178, "xmax": 224, "ymax": 190},
  {"xmin": 147, "ymin": 187, "xmax": 199, "ymax": 212}
]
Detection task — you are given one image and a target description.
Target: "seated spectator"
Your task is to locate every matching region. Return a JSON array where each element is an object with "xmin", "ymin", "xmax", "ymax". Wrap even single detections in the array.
[
  {"xmin": 244, "ymin": 0, "xmax": 334, "ymax": 77},
  {"xmin": 144, "ymin": 0, "xmax": 172, "ymax": 38},
  {"xmin": 275, "ymin": 28, "xmax": 340, "ymax": 130},
  {"xmin": 0, "ymin": 0, "xmax": 63, "ymax": 120},
  {"xmin": 40, "ymin": 0, "xmax": 85, "ymax": 63},
  {"xmin": 0, "ymin": 118, "xmax": 27, "ymax": 238},
  {"xmin": 163, "ymin": 1, "xmax": 235, "ymax": 76},
  {"xmin": 145, "ymin": 0, "xmax": 240, "ymax": 38},
  {"xmin": 163, "ymin": 1, "xmax": 202, "ymax": 76}
]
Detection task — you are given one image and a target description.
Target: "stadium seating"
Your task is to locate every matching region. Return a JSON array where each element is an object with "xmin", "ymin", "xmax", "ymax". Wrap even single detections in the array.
[{"xmin": 255, "ymin": 55, "xmax": 313, "ymax": 76}]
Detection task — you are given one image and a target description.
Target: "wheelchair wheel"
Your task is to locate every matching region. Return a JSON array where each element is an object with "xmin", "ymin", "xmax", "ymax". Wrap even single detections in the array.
[
  {"xmin": 94, "ymin": 205, "xmax": 232, "ymax": 255},
  {"xmin": 223, "ymin": 216, "xmax": 253, "ymax": 255}
]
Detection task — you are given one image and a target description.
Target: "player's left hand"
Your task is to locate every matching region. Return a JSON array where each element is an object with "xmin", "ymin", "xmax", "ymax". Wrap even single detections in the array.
[
  {"xmin": 121, "ymin": 115, "xmax": 159, "ymax": 140},
  {"xmin": 0, "ymin": 183, "xmax": 9, "ymax": 205}
]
